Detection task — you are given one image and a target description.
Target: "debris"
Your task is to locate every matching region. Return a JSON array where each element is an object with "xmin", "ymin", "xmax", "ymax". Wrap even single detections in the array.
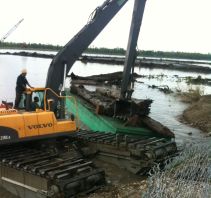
[{"xmin": 148, "ymin": 85, "xmax": 173, "ymax": 94}]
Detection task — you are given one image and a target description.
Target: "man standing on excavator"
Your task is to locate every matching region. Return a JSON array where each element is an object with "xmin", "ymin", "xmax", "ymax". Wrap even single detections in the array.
[{"xmin": 14, "ymin": 68, "xmax": 33, "ymax": 109}]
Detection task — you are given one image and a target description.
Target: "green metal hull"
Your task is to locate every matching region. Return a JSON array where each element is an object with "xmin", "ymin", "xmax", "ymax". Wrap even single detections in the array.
[{"xmin": 66, "ymin": 93, "xmax": 165, "ymax": 138}]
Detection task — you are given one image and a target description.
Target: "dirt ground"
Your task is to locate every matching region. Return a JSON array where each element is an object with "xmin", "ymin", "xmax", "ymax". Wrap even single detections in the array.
[
  {"xmin": 85, "ymin": 159, "xmax": 147, "ymax": 198},
  {"xmin": 181, "ymin": 94, "xmax": 211, "ymax": 133},
  {"xmin": 0, "ymin": 187, "xmax": 18, "ymax": 198}
]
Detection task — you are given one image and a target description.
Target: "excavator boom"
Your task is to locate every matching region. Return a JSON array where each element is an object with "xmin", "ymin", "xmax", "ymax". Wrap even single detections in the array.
[
  {"xmin": 46, "ymin": 0, "xmax": 128, "ymax": 94},
  {"xmin": 121, "ymin": 0, "xmax": 147, "ymax": 98}
]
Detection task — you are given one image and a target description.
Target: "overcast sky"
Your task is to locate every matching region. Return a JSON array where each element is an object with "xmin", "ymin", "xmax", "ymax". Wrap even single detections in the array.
[{"xmin": 0, "ymin": 0, "xmax": 211, "ymax": 53}]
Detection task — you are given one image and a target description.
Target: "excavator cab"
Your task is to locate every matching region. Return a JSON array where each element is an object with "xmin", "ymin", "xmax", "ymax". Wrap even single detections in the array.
[
  {"xmin": 18, "ymin": 88, "xmax": 45, "ymax": 111},
  {"xmin": 19, "ymin": 88, "xmax": 73, "ymax": 117}
]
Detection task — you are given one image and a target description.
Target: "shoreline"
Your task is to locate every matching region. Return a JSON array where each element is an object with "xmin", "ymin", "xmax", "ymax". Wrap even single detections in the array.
[
  {"xmin": 0, "ymin": 51, "xmax": 211, "ymax": 73},
  {"xmin": 179, "ymin": 94, "xmax": 211, "ymax": 134}
]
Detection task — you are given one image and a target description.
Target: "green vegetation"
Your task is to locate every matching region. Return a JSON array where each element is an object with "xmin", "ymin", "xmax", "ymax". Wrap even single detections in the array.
[
  {"xmin": 185, "ymin": 75, "xmax": 211, "ymax": 85},
  {"xmin": 1, "ymin": 42, "xmax": 211, "ymax": 61},
  {"xmin": 0, "ymin": 42, "xmax": 61, "ymax": 51}
]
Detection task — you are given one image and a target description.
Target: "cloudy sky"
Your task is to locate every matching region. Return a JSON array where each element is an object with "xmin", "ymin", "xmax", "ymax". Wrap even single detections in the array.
[{"xmin": 0, "ymin": 0, "xmax": 211, "ymax": 53}]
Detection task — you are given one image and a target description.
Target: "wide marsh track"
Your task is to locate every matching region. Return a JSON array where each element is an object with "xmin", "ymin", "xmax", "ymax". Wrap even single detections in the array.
[
  {"xmin": 0, "ymin": 130, "xmax": 177, "ymax": 197},
  {"xmin": 74, "ymin": 130, "xmax": 177, "ymax": 174},
  {"xmin": 0, "ymin": 143, "xmax": 105, "ymax": 198}
]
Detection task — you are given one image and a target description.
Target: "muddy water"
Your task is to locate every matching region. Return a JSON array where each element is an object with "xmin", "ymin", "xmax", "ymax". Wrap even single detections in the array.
[{"xmin": 0, "ymin": 53, "xmax": 210, "ymax": 145}]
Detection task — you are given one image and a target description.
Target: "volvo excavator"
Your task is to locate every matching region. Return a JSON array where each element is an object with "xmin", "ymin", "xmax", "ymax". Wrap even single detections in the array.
[{"xmin": 0, "ymin": 0, "xmax": 177, "ymax": 197}]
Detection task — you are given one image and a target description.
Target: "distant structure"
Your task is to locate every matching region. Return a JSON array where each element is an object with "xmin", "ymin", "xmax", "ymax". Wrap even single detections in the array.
[{"xmin": 0, "ymin": 18, "xmax": 24, "ymax": 42}]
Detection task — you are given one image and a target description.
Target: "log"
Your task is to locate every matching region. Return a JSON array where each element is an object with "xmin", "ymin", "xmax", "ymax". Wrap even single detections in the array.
[
  {"xmin": 70, "ymin": 71, "xmax": 123, "ymax": 81},
  {"xmin": 71, "ymin": 85, "xmax": 114, "ymax": 116},
  {"xmin": 72, "ymin": 79, "xmax": 98, "ymax": 85},
  {"xmin": 70, "ymin": 72, "xmax": 140, "ymax": 86},
  {"xmin": 71, "ymin": 85, "xmax": 152, "ymax": 117},
  {"xmin": 142, "ymin": 116, "xmax": 175, "ymax": 138},
  {"xmin": 96, "ymin": 87, "xmax": 120, "ymax": 99}
]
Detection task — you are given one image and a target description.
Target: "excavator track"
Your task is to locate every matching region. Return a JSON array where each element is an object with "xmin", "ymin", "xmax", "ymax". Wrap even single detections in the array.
[
  {"xmin": 0, "ymin": 143, "xmax": 105, "ymax": 198},
  {"xmin": 0, "ymin": 130, "xmax": 177, "ymax": 197},
  {"xmin": 73, "ymin": 130, "xmax": 177, "ymax": 174}
]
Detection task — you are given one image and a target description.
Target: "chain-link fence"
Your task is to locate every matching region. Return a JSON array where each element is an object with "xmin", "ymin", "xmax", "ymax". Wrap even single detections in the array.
[{"xmin": 143, "ymin": 139, "xmax": 211, "ymax": 198}]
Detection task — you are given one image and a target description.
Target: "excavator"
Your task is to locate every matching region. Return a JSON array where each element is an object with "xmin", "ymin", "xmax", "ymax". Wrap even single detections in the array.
[
  {"xmin": 0, "ymin": 0, "xmax": 177, "ymax": 197},
  {"xmin": 0, "ymin": 87, "xmax": 78, "ymax": 144}
]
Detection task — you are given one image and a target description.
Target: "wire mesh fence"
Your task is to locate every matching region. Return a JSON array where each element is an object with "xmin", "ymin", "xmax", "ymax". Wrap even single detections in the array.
[{"xmin": 143, "ymin": 139, "xmax": 211, "ymax": 198}]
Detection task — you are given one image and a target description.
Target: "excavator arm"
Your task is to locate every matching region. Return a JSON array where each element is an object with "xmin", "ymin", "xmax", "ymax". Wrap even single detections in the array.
[
  {"xmin": 46, "ymin": 0, "xmax": 129, "ymax": 94},
  {"xmin": 121, "ymin": 0, "xmax": 147, "ymax": 98}
]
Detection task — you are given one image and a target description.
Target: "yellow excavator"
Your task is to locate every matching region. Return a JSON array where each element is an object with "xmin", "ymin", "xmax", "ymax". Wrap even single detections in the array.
[
  {"xmin": 0, "ymin": 87, "xmax": 107, "ymax": 198},
  {"xmin": 0, "ymin": 88, "xmax": 78, "ymax": 145}
]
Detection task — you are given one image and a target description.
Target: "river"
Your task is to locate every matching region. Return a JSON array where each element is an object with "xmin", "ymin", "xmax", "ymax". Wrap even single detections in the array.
[{"xmin": 1, "ymin": 50, "xmax": 210, "ymax": 145}]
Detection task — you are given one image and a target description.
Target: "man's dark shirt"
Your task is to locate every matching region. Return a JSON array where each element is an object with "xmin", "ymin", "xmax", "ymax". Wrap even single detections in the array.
[{"xmin": 16, "ymin": 74, "xmax": 28, "ymax": 93}]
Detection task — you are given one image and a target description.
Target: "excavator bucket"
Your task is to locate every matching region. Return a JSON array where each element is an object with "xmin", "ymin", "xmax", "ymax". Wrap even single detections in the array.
[{"xmin": 113, "ymin": 99, "xmax": 153, "ymax": 119}]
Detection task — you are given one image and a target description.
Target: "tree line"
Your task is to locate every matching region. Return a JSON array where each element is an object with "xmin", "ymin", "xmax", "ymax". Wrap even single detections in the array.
[{"xmin": 1, "ymin": 42, "xmax": 211, "ymax": 61}]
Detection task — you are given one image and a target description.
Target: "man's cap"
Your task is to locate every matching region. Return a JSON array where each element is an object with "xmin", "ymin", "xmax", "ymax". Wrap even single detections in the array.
[{"xmin": 21, "ymin": 68, "xmax": 27, "ymax": 74}]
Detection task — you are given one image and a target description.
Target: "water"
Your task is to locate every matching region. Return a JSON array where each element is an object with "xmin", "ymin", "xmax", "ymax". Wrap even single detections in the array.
[
  {"xmin": 135, "ymin": 68, "xmax": 211, "ymax": 95},
  {"xmin": 1, "ymin": 53, "xmax": 210, "ymax": 145},
  {"xmin": 0, "ymin": 54, "xmax": 51, "ymax": 101}
]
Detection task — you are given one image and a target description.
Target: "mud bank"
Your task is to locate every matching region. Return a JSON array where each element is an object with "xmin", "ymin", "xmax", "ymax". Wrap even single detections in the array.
[
  {"xmin": 182, "ymin": 95, "xmax": 211, "ymax": 133},
  {"xmin": 0, "ymin": 187, "xmax": 18, "ymax": 198}
]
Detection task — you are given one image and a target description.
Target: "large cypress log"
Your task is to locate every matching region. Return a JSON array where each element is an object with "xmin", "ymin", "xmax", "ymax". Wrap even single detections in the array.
[
  {"xmin": 96, "ymin": 87, "xmax": 120, "ymax": 99},
  {"xmin": 142, "ymin": 116, "xmax": 175, "ymax": 138},
  {"xmin": 71, "ymin": 84, "xmax": 152, "ymax": 117},
  {"xmin": 70, "ymin": 72, "xmax": 140, "ymax": 86}
]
